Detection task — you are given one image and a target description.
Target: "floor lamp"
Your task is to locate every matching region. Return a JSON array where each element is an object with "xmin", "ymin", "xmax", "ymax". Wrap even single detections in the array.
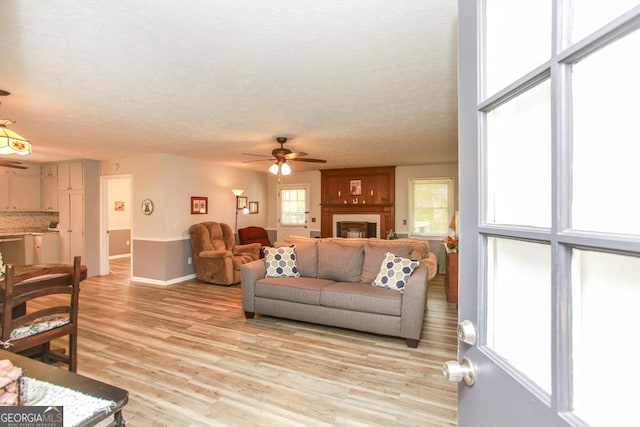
[{"xmin": 232, "ymin": 189, "xmax": 249, "ymax": 240}]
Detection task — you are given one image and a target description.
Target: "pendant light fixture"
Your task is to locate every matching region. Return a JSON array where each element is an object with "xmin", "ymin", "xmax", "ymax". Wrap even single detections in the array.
[
  {"xmin": 268, "ymin": 160, "xmax": 291, "ymax": 176},
  {"xmin": 0, "ymin": 92, "xmax": 32, "ymax": 156}
]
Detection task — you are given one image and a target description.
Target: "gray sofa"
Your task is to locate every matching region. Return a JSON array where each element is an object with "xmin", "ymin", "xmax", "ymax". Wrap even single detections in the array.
[{"xmin": 240, "ymin": 236, "xmax": 438, "ymax": 347}]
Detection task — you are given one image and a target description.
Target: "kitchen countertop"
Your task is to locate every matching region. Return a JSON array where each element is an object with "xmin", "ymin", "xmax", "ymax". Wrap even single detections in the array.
[{"xmin": 0, "ymin": 228, "xmax": 60, "ymax": 237}]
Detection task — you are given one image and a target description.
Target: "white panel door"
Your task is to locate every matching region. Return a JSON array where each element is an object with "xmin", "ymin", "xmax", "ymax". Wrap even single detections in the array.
[
  {"xmin": 276, "ymin": 184, "xmax": 310, "ymax": 241},
  {"xmin": 454, "ymin": 2, "xmax": 640, "ymax": 426}
]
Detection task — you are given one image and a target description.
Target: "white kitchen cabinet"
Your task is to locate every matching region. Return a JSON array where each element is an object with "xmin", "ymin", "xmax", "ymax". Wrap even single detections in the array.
[
  {"xmin": 0, "ymin": 164, "xmax": 42, "ymax": 211},
  {"xmin": 0, "ymin": 170, "xmax": 9, "ymax": 209},
  {"xmin": 56, "ymin": 159, "xmax": 99, "ymax": 275},
  {"xmin": 24, "ymin": 234, "xmax": 34, "ymax": 265},
  {"xmin": 58, "ymin": 192, "xmax": 83, "ymax": 265},
  {"xmin": 34, "ymin": 233, "xmax": 61, "ymax": 264},
  {"xmin": 57, "ymin": 161, "xmax": 83, "ymax": 191},
  {"xmin": 42, "ymin": 163, "xmax": 57, "ymax": 177},
  {"xmin": 43, "ymin": 175, "xmax": 58, "ymax": 211}
]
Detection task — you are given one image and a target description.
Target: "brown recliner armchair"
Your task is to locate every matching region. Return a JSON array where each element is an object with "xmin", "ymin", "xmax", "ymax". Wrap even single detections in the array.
[{"xmin": 189, "ymin": 222, "xmax": 261, "ymax": 285}]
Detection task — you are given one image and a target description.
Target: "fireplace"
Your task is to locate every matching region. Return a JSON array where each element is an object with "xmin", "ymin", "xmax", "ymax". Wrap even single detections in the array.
[
  {"xmin": 336, "ymin": 221, "xmax": 377, "ymax": 238},
  {"xmin": 333, "ymin": 214, "xmax": 381, "ymax": 238},
  {"xmin": 320, "ymin": 166, "xmax": 395, "ymax": 238}
]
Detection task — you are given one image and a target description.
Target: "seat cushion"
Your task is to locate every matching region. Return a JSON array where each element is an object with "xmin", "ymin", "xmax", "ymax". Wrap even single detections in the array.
[
  {"xmin": 8, "ymin": 316, "xmax": 70, "ymax": 342},
  {"xmin": 320, "ymin": 282, "xmax": 402, "ymax": 316},
  {"xmin": 255, "ymin": 277, "xmax": 335, "ymax": 305}
]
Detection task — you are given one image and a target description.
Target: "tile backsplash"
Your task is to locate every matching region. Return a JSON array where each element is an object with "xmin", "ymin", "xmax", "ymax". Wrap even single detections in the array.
[{"xmin": 0, "ymin": 212, "xmax": 60, "ymax": 230}]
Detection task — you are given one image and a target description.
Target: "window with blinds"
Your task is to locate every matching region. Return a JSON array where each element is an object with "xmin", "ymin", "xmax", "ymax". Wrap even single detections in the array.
[{"xmin": 409, "ymin": 178, "xmax": 454, "ymax": 237}]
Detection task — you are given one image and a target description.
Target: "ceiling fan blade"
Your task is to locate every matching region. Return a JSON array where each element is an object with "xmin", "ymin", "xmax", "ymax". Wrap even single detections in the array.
[
  {"xmin": 242, "ymin": 153, "xmax": 273, "ymax": 158},
  {"xmin": 242, "ymin": 158, "xmax": 274, "ymax": 163},
  {"xmin": 0, "ymin": 162, "xmax": 28, "ymax": 169},
  {"xmin": 291, "ymin": 157, "xmax": 327, "ymax": 163},
  {"xmin": 284, "ymin": 152, "xmax": 308, "ymax": 160}
]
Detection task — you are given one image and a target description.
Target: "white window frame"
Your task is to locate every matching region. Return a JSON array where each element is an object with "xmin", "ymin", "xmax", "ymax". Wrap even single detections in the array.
[{"xmin": 408, "ymin": 177, "xmax": 454, "ymax": 238}]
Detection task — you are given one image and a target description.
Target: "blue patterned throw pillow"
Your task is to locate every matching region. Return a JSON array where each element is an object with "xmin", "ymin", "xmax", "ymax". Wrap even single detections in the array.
[
  {"xmin": 372, "ymin": 252, "xmax": 419, "ymax": 293},
  {"xmin": 264, "ymin": 245, "xmax": 300, "ymax": 278}
]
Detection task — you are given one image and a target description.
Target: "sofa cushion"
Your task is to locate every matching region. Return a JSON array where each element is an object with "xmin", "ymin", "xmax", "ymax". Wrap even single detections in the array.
[
  {"xmin": 372, "ymin": 252, "xmax": 419, "ymax": 293},
  {"xmin": 255, "ymin": 277, "xmax": 335, "ymax": 305},
  {"xmin": 320, "ymin": 282, "xmax": 402, "ymax": 316},
  {"xmin": 361, "ymin": 243, "xmax": 412, "ymax": 284},
  {"xmin": 264, "ymin": 246, "xmax": 300, "ymax": 278},
  {"xmin": 317, "ymin": 242, "xmax": 364, "ymax": 283},
  {"xmin": 276, "ymin": 239, "xmax": 318, "ymax": 277}
]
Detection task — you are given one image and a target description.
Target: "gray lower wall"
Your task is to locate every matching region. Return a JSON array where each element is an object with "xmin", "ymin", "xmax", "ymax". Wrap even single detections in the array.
[
  {"xmin": 132, "ymin": 238, "xmax": 194, "ymax": 282},
  {"xmin": 109, "ymin": 229, "xmax": 131, "ymax": 256}
]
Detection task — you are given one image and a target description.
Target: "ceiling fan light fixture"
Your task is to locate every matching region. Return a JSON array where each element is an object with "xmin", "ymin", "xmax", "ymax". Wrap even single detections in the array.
[
  {"xmin": 268, "ymin": 163, "xmax": 279, "ymax": 175},
  {"xmin": 0, "ymin": 120, "xmax": 32, "ymax": 156},
  {"xmin": 280, "ymin": 162, "xmax": 291, "ymax": 176}
]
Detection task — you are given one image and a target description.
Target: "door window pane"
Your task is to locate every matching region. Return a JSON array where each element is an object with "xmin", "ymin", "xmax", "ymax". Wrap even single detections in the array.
[
  {"xmin": 485, "ymin": 0, "xmax": 551, "ymax": 97},
  {"xmin": 280, "ymin": 188, "xmax": 306, "ymax": 225},
  {"xmin": 487, "ymin": 237, "xmax": 551, "ymax": 393},
  {"xmin": 571, "ymin": 30, "xmax": 640, "ymax": 235},
  {"xmin": 572, "ymin": 250, "xmax": 640, "ymax": 426},
  {"xmin": 486, "ymin": 80, "xmax": 551, "ymax": 227},
  {"xmin": 570, "ymin": 1, "xmax": 640, "ymax": 44}
]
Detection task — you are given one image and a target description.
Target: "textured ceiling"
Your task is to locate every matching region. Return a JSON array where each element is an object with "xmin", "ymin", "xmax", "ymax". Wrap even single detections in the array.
[{"xmin": 0, "ymin": 1, "xmax": 458, "ymax": 173}]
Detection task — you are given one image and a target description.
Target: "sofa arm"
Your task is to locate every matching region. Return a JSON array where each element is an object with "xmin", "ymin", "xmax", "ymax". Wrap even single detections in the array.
[
  {"xmin": 234, "ymin": 242, "xmax": 262, "ymax": 254},
  {"xmin": 421, "ymin": 251, "xmax": 438, "ymax": 281},
  {"xmin": 199, "ymin": 249, "xmax": 233, "ymax": 259},
  {"xmin": 400, "ymin": 264, "xmax": 428, "ymax": 344},
  {"xmin": 240, "ymin": 259, "xmax": 266, "ymax": 314}
]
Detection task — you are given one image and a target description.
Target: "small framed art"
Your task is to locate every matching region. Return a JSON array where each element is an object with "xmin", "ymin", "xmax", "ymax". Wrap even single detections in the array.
[
  {"xmin": 249, "ymin": 201, "xmax": 259, "ymax": 214},
  {"xmin": 236, "ymin": 196, "xmax": 248, "ymax": 210},
  {"xmin": 191, "ymin": 196, "xmax": 208, "ymax": 214},
  {"xmin": 350, "ymin": 179, "xmax": 362, "ymax": 196}
]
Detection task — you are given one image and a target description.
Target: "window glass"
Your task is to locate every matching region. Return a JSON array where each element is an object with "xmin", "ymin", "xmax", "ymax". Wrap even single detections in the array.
[
  {"xmin": 485, "ymin": 0, "xmax": 551, "ymax": 97},
  {"xmin": 486, "ymin": 80, "xmax": 551, "ymax": 227},
  {"xmin": 570, "ymin": 0, "xmax": 640, "ymax": 44},
  {"xmin": 571, "ymin": 29, "xmax": 640, "ymax": 235},
  {"xmin": 409, "ymin": 178, "xmax": 453, "ymax": 236},
  {"xmin": 486, "ymin": 237, "xmax": 551, "ymax": 393},
  {"xmin": 280, "ymin": 188, "xmax": 305, "ymax": 225},
  {"xmin": 572, "ymin": 249, "xmax": 640, "ymax": 426}
]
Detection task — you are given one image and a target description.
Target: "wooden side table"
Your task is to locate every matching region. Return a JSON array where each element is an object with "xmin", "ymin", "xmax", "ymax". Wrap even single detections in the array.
[{"xmin": 444, "ymin": 245, "xmax": 458, "ymax": 304}]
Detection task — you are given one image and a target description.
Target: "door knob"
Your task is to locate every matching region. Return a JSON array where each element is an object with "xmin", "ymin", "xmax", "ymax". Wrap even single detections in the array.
[
  {"xmin": 457, "ymin": 320, "xmax": 477, "ymax": 345},
  {"xmin": 443, "ymin": 357, "xmax": 476, "ymax": 386}
]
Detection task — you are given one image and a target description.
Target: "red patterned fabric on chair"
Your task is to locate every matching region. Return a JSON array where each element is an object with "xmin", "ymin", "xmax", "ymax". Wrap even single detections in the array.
[{"xmin": 238, "ymin": 226, "xmax": 272, "ymax": 257}]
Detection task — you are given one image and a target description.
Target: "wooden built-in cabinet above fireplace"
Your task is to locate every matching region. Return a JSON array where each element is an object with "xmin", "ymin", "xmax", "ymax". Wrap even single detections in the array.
[{"xmin": 320, "ymin": 166, "xmax": 395, "ymax": 238}]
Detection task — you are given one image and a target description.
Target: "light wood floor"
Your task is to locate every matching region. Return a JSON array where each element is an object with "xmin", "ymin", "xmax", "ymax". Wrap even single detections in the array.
[{"xmin": 63, "ymin": 257, "xmax": 458, "ymax": 426}]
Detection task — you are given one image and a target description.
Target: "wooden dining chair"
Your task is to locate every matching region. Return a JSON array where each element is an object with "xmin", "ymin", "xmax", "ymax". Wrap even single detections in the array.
[{"xmin": 0, "ymin": 256, "xmax": 82, "ymax": 372}]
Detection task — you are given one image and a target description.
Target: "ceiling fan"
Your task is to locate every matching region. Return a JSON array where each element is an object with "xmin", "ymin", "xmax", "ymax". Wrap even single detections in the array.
[
  {"xmin": 243, "ymin": 137, "xmax": 327, "ymax": 176},
  {"xmin": 0, "ymin": 160, "xmax": 27, "ymax": 169},
  {"xmin": 243, "ymin": 137, "xmax": 327, "ymax": 165}
]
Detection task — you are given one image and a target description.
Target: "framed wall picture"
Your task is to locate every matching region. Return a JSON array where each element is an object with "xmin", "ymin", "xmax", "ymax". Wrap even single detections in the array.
[
  {"xmin": 142, "ymin": 199, "xmax": 154, "ymax": 215},
  {"xmin": 249, "ymin": 201, "xmax": 259, "ymax": 214},
  {"xmin": 191, "ymin": 196, "xmax": 208, "ymax": 214},
  {"xmin": 236, "ymin": 196, "xmax": 248, "ymax": 210},
  {"xmin": 350, "ymin": 179, "xmax": 362, "ymax": 196}
]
